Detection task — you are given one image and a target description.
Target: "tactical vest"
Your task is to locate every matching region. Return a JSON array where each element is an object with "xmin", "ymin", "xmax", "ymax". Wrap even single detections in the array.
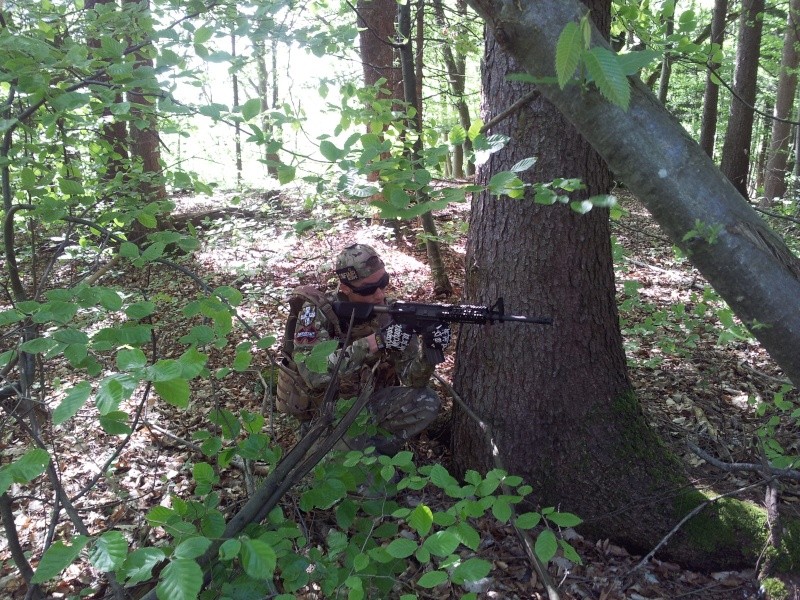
[{"xmin": 275, "ymin": 286, "xmax": 343, "ymax": 420}]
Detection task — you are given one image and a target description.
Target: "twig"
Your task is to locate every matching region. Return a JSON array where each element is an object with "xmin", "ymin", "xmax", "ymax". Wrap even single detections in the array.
[
  {"xmin": 142, "ymin": 420, "xmax": 270, "ymax": 476},
  {"xmin": 434, "ymin": 373, "xmax": 561, "ymax": 600},
  {"xmin": 627, "ymin": 479, "xmax": 770, "ymax": 575},
  {"xmin": 688, "ymin": 443, "xmax": 800, "ymax": 481}
]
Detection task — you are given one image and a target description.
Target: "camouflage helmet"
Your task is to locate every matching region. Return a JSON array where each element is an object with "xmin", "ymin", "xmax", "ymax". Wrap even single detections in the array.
[{"xmin": 335, "ymin": 243, "xmax": 384, "ymax": 284}]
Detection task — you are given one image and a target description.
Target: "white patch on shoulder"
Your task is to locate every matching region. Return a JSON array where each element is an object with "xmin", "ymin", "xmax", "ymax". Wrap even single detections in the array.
[{"xmin": 658, "ymin": 169, "xmax": 668, "ymax": 178}]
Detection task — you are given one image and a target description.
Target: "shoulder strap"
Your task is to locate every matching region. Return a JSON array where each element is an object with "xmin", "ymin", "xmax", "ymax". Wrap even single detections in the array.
[{"xmin": 281, "ymin": 285, "xmax": 343, "ymax": 358}]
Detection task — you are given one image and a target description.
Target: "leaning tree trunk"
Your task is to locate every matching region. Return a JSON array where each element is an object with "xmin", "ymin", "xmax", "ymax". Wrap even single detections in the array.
[
  {"xmin": 452, "ymin": 1, "xmax": 754, "ymax": 569},
  {"xmin": 720, "ymin": 0, "xmax": 765, "ymax": 198},
  {"xmin": 464, "ymin": 0, "xmax": 800, "ymax": 388}
]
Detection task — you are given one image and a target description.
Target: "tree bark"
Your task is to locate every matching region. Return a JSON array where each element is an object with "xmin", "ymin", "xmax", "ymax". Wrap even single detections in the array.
[
  {"xmin": 453, "ymin": 0, "xmax": 743, "ymax": 568},
  {"xmin": 398, "ymin": 0, "xmax": 453, "ymax": 296},
  {"xmin": 433, "ymin": 0, "xmax": 474, "ymax": 178},
  {"xmin": 464, "ymin": 0, "xmax": 800, "ymax": 389},
  {"xmin": 699, "ymin": 0, "xmax": 728, "ymax": 158},
  {"xmin": 124, "ymin": 0, "xmax": 167, "ymax": 205},
  {"xmin": 657, "ymin": 8, "xmax": 675, "ymax": 105},
  {"xmin": 763, "ymin": 0, "xmax": 800, "ymax": 204},
  {"xmin": 720, "ymin": 0, "xmax": 765, "ymax": 197},
  {"xmin": 86, "ymin": 0, "xmax": 129, "ymax": 183}
]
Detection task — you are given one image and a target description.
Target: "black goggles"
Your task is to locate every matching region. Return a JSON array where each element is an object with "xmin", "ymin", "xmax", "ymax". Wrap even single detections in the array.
[{"xmin": 348, "ymin": 272, "xmax": 390, "ymax": 296}]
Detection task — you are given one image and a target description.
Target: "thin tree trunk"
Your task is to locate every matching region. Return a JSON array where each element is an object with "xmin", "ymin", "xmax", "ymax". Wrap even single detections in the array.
[
  {"xmin": 720, "ymin": 0, "xmax": 765, "ymax": 198},
  {"xmin": 657, "ymin": 7, "xmax": 675, "ymax": 105},
  {"xmin": 763, "ymin": 0, "xmax": 800, "ymax": 204},
  {"xmin": 398, "ymin": 0, "xmax": 452, "ymax": 295},
  {"xmin": 433, "ymin": 0, "xmax": 474, "ymax": 178},
  {"xmin": 700, "ymin": 0, "xmax": 728, "ymax": 158},
  {"xmin": 232, "ymin": 31, "xmax": 242, "ymax": 186},
  {"xmin": 86, "ymin": 0, "xmax": 129, "ymax": 183}
]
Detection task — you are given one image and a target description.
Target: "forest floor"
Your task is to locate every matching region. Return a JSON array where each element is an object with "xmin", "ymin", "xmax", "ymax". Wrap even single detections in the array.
[{"xmin": 2, "ymin": 187, "xmax": 799, "ymax": 599}]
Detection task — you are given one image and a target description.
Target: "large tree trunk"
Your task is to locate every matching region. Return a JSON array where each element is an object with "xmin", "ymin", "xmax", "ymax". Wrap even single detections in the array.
[
  {"xmin": 720, "ymin": 0, "xmax": 765, "ymax": 198},
  {"xmin": 699, "ymin": 0, "xmax": 728, "ymax": 158},
  {"xmin": 452, "ymin": 0, "xmax": 749, "ymax": 568},
  {"xmin": 763, "ymin": 0, "xmax": 800, "ymax": 204},
  {"xmin": 464, "ymin": 0, "xmax": 800, "ymax": 389}
]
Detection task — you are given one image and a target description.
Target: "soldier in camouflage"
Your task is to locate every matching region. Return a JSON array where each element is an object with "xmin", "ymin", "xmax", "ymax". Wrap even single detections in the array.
[{"xmin": 284, "ymin": 243, "xmax": 447, "ymax": 454}]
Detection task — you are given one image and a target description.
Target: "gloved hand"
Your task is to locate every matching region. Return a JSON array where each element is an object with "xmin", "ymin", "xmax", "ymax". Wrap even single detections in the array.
[
  {"xmin": 422, "ymin": 322, "xmax": 451, "ymax": 352},
  {"xmin": 378, "ymin": 323, "xmax": 414, "ymax": 351}
]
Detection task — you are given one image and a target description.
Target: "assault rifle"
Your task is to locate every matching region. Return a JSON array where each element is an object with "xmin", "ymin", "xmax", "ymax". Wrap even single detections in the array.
[{"xmin": 332, "ymin": 297, "xmax": 552, "ymax": 364}]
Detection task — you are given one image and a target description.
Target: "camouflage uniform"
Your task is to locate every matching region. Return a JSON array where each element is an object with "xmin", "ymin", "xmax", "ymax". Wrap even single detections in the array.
[{"xmin": 290, "ymin": 244, "xmax": 440, "ymax": 454}]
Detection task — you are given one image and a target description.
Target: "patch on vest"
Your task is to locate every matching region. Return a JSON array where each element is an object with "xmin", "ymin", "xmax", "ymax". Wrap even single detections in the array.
[
  {"xmin": 299, "ymin": 305, "xmax": 316, "ymax": 326},
  {"xmin": 295, "ymin": 326, "xmax": 318, "ymax": 344}
]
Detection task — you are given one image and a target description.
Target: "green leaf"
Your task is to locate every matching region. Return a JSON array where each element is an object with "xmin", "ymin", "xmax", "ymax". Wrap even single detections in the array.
[
  {"xmin": 156, "ymin": 558, "xmax": 203, "ymax": 600},
  {"xmin": 96, "ymin": 375, "xmax": 136, "ymax": 415},
  {"xmin": 385, "ymin": 538, "xmax": 417, "ymax": 559},
  {"xmin": 320, "ymin": 140, "xmax": 344, "ymax": 162},
  {"xmin": 278, "ymin": 164, "xmax": 296, "ymax": 185},
  {"xmin": 0, "ymin": 449, "xmax": 50, "ymax": 495},
  {"xmin": 510, "ymin": 157, "xmax": 536, "ymax": 173},
  {"xmin": 89, "ymin": 531, "xmax": 128, "ymax": 572},
  {"xmin": 194, "ymin": 25, "xmax": 214, "ymax": 44},
  {"xmin": 174, "ymin": 536, "xmax": 212, "ymax": 560},
  {"xmin": 31, "ymin": 536, "xmax": 89, "ymax": 583},
  {"xmin": 140, "ymin": 241, "xmax": 166, "ymax": 262},
  {"xmin": 515, "ymin": 511, "xmax": 542, "ymax": 529},
  {"xmin": 52, "ymin": 328, "xmax": 88, "ymax": 345},
  {"xmin": 20, "ymin": 337, "xmax": 58, "ymax": 355},
  {"xmin": 241, "ymin": 98, "xmax": 262, "ymax": 121},
  {"xmin": 96, "ymin": 288, "xmax": 123, "ymax": 311},
  {"xmin": 118, "ymin": 546, "xmax": 165, "ymax": 586},
  {"xmin": 555, "ymin": 21, "xmax": 584, "ymax": 88},
  {"xmin": 452, "ymin": 522, "xmax": 480, "ymax": 551},
  {"xmin": 99, "ymin": 411, "xmax": 132, "ymax": 435},
  {"xmin": 154, "ymin": 379, "xmax": 190, "ymax": 408},
  {"xmin": 492, "ymin": 497, "xmax": 512, "ymax": 523},
  {"xmin": 117, "ymin": 348, "xmax": 147, "ymax": 371},
  {"xmin": 584, "ymin": 47, "xmax": 630, "ymax": 110},
  {"xmin": 417, "ymin": 570, "xmax": 448, "ymax": 588},
  {"xmin": 119, "ymin": 547, "xmax": 166, "ymax": 586},
  {"xmin": 214, "ymin": 286, "xmax": 243, "ymax": 306},
  {"xmin": 408, "ymin": 504, "xmax": 434, "ymax": 537},
  {"xmin": 53, "ymin": 382, "xmax": 92, "ymax": 425},
  {"xmin": 126, "ymin": 301, "xmax": 156, "ymax": 320},
  {"xmin": 428, "ymin": 464, "xmax": 459, "ymax": 489},
  {"xmin": 617, "ymin": 49, "xmax": 660, "ymax": 76},
  {"xmin": 233, "ymin": 350, "xmax": 252, "ymax": 372},
  {"xmin": 547, "ymin": 511, "xmax": 582, "ymax": 527},
  {"xmin": 534, "ymin": 529, "xmax": 558, "ymax": 563},
  {"xmin": 219, "ymin": 539, "xmax": 241, "ymax": 561},
  {"xmin": 487, "ymin": 172, "xmax": 525, "ymax": 199},
  {"xmin": 119, "ymin": 242, "xmax": 140, "ymax": 258},
  {"xmin": 148, "ymin": 359, "xmax": 183, "ymax": 382},
  {"xmin": 240, "ymin": 537, "xmax": 277, "ymax": 580},
  {"xmin": 559, "ymin": 539, "xmax": 583, "ymax": 565},
  {"xmin": 422, "ymin": 531, "xmax": 460, "ymax": 557},
  {"xmin": 305, "ymin": 340, "xmax": 338, "ymax": 373},
  {"xmin": 449, "ymin": 125, "xmax": 466, "ymax": 146},
  {"xmin": 451, "ymin": 557, "xmax": 491, "ymax": 585}
]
